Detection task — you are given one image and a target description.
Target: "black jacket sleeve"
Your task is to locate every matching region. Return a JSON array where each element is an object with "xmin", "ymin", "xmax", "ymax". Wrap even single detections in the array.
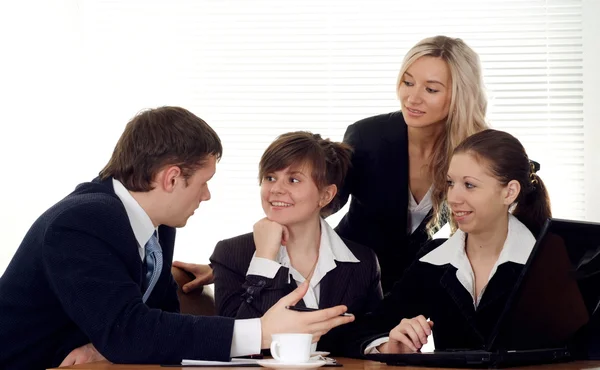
[
  {"xmin": 43, "ymin": 205, "xmax": 235, "ymax": 364},
  {"xmin": 211, "ymin": 236, "xmax": 295, "ymax": 319}
]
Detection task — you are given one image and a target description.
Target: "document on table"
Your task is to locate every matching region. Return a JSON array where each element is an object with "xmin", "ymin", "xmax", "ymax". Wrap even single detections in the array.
[{"xmin": 181, "ymin": 358, "xmax": 260, "ymax": 366}]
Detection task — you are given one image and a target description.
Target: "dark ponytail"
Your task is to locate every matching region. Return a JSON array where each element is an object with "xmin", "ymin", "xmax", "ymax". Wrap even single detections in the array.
[
  {"xmin": 452, "ymin": 129, "xmax": 552, "ymax": 236},
  {"xmin": 320, "ymin": 139, "xmax": 353, "ymax": 217},
  {"xmin": 512, "ymin": 170, "xmax": 552, "ymax": 236}
]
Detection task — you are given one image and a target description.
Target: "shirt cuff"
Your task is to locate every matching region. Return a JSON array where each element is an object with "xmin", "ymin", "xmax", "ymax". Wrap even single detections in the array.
[
  {"xmin": 230, "ymin": 318, "xmax": 262, "ymax": 357},
  {"xmin": 247, "ymin": 257, "xmax": 282, "ymax": 279},
  {"xmin": 364, "ymin": 337, "xmax": 389, "ymax": 354}
]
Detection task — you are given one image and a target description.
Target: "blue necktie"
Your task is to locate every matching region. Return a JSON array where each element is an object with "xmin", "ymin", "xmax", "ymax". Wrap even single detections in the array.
[{"xmin": 142, "ymin": 232, "xmax": 163, "ymax": 303}]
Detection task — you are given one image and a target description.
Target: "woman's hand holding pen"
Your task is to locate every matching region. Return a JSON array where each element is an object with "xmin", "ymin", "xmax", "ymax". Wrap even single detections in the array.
[
  {"xmin": 253, "ymin": 218, "xmax": 289, "ymax": 261},
  {"xmin": 379, "ymin": 315, "xmax": 434, "ymax": 353}
]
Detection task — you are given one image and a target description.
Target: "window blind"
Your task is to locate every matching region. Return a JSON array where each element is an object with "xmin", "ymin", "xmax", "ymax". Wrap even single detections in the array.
[{"xmin": 79, "ymin": 0, "xmax": 584, "ymax": 262}]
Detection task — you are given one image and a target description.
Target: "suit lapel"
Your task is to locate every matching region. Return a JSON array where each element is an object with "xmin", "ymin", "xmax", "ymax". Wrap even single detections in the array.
[
  {"xmin": 318, "ymin": 261, "xmax": 352, "ymax": 309},
  {"xmin": 477, "ymin": 263, "xmax": 522, "ymax": 312},
  {"xmin": 285, "ymin": 279, "xmax": 307, "ymax": 308},
  {"xmin": 379, "ymin": 119, "xmax": 409, "ymax": 227},
  {"xmin": 439, "ymin": 265, "xmax": 485, "ymax": 342},
  {"xmin": 438, "ymin": 263, "xmax": 522, "ymax": 345},
  {"xmin": 102, "ymin": 176, "xmax": 146, "ymax": 288}
]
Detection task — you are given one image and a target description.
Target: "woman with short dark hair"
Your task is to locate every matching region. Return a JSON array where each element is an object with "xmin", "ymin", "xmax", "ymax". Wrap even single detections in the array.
[{"xmin": 210, "ymin": 131, "xmax": 383, "ymax": 354}]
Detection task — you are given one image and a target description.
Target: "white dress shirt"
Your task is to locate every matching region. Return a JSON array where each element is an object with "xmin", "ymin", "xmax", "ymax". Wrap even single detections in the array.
[
  {"xmin": 246, "ymin": 218, "xmax": 360, "ymax": 308},
  {"xmin": 408, "ymin": 186, "xmax": 433, "ymax": 234},
  {"xmin": 112, "ymin": 179, "xmax": 156, "ymax": 261},
  {"xmin": 365, "ymin": 214, "xmax": 536, "ymax": 354},
  {"xmin": 112, "ymin": 178, "xmax": 261, "ymax": 357}
]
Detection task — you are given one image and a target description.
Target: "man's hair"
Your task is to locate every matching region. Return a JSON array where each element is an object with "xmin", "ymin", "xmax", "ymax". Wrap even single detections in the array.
[{"xmin": 100, "ymin": 106, "xmax": 222, "ymax": 191}]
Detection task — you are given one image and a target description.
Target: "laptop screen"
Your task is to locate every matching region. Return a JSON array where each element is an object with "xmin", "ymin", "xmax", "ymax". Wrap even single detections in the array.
[{"xmin": 488, "ymin": 218, "xmax": 595, "ymax": 351}]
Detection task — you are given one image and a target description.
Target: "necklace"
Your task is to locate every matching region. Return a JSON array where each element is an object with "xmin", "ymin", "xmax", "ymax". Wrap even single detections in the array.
[{"xmin": 289, "ymin": 224, "xmax": 321, "ymax": 284}]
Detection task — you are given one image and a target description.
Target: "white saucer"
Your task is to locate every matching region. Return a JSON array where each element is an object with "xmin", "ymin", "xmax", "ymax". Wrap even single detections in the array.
[
  {"xmin": 256, "ymin": 359, "xmax": 326, "ymax": 369},
  {"xmin": 311, "ymin": 351, "xmax": 330, "ymax": 357}
]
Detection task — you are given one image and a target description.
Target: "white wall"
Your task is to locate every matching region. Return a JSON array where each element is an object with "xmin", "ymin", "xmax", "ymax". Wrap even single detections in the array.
[
  {"xmin": 0, "ymin": 1, "xmax": 92, "ymax": 273},
  {"xmin": 0, "ymin": 1, "xmax": 599, "ymax": 275}
]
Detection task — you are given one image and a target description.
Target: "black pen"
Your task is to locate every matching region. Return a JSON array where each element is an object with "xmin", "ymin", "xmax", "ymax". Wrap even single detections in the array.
[{"xmin": 285, "ymin": 305, "xmax": 353, "ymax": 317}]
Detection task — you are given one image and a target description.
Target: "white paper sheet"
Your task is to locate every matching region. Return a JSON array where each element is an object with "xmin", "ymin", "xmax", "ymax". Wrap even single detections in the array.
[{"xmin": 181, "ymin": 358, "xmax": 260, "ymax": 366}]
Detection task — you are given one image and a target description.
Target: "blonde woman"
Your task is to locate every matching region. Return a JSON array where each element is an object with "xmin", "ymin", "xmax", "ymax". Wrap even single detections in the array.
[{"xmin": 334, "ymin": 35, "xmax": 489, "ymax": 293}]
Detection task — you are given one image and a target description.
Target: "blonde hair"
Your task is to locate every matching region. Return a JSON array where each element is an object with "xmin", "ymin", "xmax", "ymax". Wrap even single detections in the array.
[{"xmin": 396, "ymin": 35, "xmax": 489, "ymax": 236}]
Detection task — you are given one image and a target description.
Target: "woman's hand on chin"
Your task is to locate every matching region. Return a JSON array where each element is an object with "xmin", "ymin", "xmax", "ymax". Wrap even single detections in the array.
[{"xmin": 253, "ymin": 218, "xmax": 289, "ymax": 260}]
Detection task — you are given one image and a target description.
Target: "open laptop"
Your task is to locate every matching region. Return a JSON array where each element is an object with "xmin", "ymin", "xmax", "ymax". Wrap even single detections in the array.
[{"xmin": 366, "ymin": 218, "xmax": 599, "ymax": 368}]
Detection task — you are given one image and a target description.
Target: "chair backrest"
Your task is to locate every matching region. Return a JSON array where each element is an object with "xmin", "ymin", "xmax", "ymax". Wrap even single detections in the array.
[{"xmin": 171, "ymin": 266, "xmax": 216, "ymax": 316}]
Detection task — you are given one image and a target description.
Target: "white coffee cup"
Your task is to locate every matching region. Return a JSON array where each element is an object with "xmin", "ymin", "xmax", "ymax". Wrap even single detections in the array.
[{"xmin": 270, "ymin": 333, "xmax": 313, "ymax": 363}]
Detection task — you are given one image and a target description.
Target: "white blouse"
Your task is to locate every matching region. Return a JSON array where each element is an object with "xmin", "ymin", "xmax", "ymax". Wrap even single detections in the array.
[
  {"xmin": 246, "ymin": 218, "xmax": 360, "ymax": 308},
  {"xmin": 419, "ymin": 213, "xmax": 536, "ymax": 308},
  {"xmin": 408, "ymin": 186, "xmax": 433, "ymax": 234}
]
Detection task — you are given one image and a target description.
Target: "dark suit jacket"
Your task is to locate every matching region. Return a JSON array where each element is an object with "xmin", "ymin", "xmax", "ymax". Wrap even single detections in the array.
[
  {"xmin": 0, "ymin": 177, "xmax": 235, "ymax": 370},
  {"xmin": 210, "ymin": 232, "xmax": 383, "ymax": 355},
  {"xmin": 334, "ymin": 111, "xmax": 443, "ymax": 293},
  {"xmin": 355, "ymin": 239, "xmax": 525, "ymax": 353}
]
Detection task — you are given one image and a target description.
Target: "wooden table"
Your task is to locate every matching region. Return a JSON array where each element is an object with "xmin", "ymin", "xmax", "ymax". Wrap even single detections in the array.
[{"xmin": 51, "ymin": 358, "xmax": 600, "ymax": 370}]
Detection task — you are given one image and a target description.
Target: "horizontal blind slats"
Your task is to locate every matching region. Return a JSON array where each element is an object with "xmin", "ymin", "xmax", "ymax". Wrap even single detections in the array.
[{"xmin": 83, "ymin": 0, "xmax": 586, "ymax": 242}]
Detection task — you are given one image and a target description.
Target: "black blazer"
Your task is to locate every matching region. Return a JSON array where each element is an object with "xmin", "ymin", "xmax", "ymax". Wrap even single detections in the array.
[
  {"xmin": 210, "ymin": 232, "xmax": 383, "ymax": 354},
  {"xmin": 0, "ymin": 177, "xmax": 235, "ymax": 369},
  {"xmin": 355, "ymin": 239, "xmax": 525, "ymax": 353},
  {"xmin": 335, "ymin": 111, "xmax": 441, "ymax": 293}
]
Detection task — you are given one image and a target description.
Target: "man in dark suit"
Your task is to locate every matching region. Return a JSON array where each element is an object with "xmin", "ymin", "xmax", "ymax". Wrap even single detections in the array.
[{"xmin": 0, "ymin": 106, "xmax": 354, "ymax": 370}]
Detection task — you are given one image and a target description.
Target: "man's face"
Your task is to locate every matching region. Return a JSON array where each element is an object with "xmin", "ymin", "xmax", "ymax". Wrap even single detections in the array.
[{"xmin": 165, "ymin": 155, "xmax": 216, "ymax": 228}]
